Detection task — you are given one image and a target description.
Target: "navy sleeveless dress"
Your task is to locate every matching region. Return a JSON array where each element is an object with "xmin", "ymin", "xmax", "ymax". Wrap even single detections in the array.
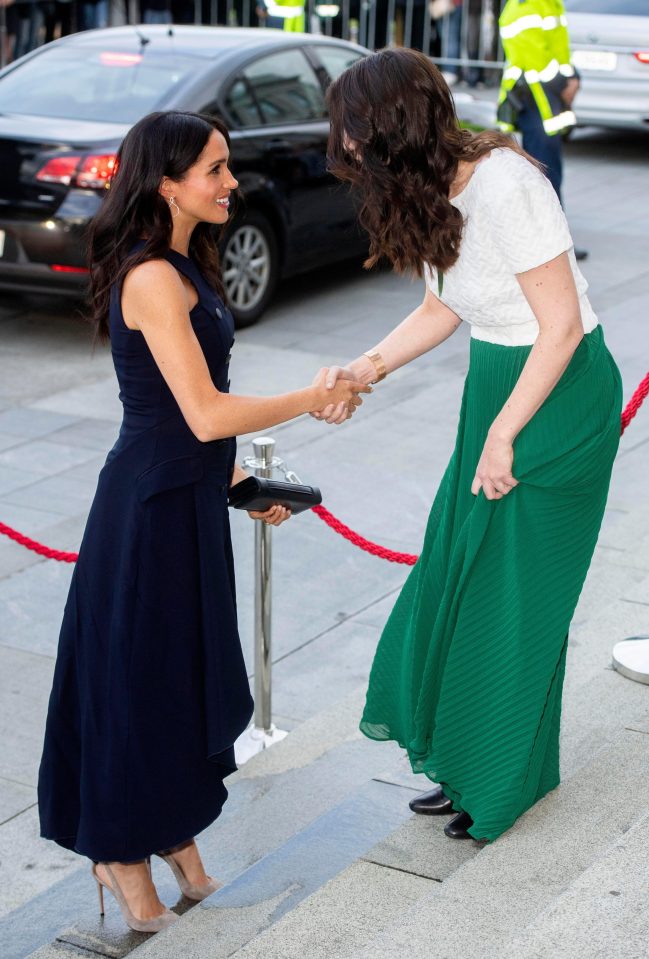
[{"xmin": 38, "ymin": 249, "xmax": 254, "ymax": 862}]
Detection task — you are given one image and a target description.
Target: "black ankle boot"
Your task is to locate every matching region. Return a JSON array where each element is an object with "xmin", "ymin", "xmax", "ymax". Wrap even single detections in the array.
[
  {"xmin": 409, "ymin": 785, "xmax": 454, "ymax": 816},
  {"xmin": 444, "ymin": 810, "xmax": 474, "ymax": 839}
]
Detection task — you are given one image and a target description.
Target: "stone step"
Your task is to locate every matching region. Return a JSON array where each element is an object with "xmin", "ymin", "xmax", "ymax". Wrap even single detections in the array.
[
  {"xmin": 8, "ymin": 687, "xmax": 417, "ymax": 959},
  {"xmin": 219, "ymin": 811, "xmax": 482, "ymax": 959},
  {"xmin": 221, "ymin": 553, "xmax": 649, "ymax": 959},
  {"xmin": 238, "ymin": 727, "xmax": 649, "ymax": 959},
  {"xmin": 343, "ymin": 726, "xmax": 649, "ymax": 959},
  {"xmin": 123, "ymin": 773, "xmax": 419, "ymax": 959},
  {"xmin": 498, "ymin": 809, "xmax": 649, "ymax": 959}
]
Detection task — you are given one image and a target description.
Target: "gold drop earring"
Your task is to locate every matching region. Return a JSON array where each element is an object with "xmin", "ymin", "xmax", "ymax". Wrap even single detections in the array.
[{"xmin": 168, "ymin": 195, "xmax": 180, "ymax": 218}]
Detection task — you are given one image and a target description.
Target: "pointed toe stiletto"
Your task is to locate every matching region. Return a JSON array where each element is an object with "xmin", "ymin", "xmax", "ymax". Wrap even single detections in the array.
[
  {"xmin": 91, "ymin": 863, "xmax": 178, "ymax": 933},
  {"xmin": 409, "ymin": 785, "xmax": 455, "ymax": 816},
  {"xmin": 155, "ymin": 847, "xmax": 222, "ymax": 902},
  {"xmin": 444, "ymin": 810, "xmax": 474, "ymax": 839}
]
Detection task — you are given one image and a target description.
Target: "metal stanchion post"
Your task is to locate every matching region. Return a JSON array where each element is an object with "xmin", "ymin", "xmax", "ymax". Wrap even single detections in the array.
[
  {"xmin": 234, "ymin": 436, "xmax": 288, "ymax": 765},
  {"xmin": 252, "ymin": 436, "xmax": 274, "ymax": 732}
]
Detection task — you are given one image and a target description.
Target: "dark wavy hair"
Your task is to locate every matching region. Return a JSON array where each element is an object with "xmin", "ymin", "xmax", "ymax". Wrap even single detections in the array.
[
  {"xmin": 87, "ymin": 111, "xmax": 231, "ymax": 341},
  {"xmin": 326, "ymin": 48, "xmax": 530, "ymax": 278}
]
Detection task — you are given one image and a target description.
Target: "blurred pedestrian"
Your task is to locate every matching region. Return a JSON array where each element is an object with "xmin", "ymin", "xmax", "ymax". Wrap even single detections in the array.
[
  {"xmin": 256, "ymin": 0, "xmax": 304, "ymax": 31},
  {"xmin": 320, "ymin": 48, "xmax": 621, "ymax": 841},
  {"xmin": 497, "ymin": 0, "xmax": 587, "ymax": 258},
  {"xmin": 5, "ymin": 0, "xmax": 41, "ymax": 60},
  {"xmin": 42, "ymin": 0, "xmax": 74, "ymax": 43},
  {"xmin": 397, "ymin": 0, "xmax": 432, "ymax": 53},
  {"xmin": 140, "ymin": 0, "xmax": 172, "ymax": 22},
  {"xmin": 432, "ymin": 0, "xmax": 463, "ymax": 85},
  {"xmin": 170, "ymin": 0, "xmax": 195, "ymax": 23},
  {"xmin": 76, "ymin": 0, "xmax": 109, "ymax": 28},
  {"xmin": 37, "ymin": 110, "xmax": 368, "ymax": 934}
]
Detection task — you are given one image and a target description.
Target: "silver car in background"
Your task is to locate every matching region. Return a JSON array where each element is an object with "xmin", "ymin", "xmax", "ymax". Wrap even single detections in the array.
[{"xmin": 566, "ymin": 0, "xmax": 649, "ymax": 129}]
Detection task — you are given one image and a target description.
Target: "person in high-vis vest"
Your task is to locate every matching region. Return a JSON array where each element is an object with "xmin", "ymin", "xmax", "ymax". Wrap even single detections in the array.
[
  {"xmin": 258, "ymin": 0, "xmax": 305, "ymax": 31},
  {"xmin": 497, "ymin": 0, "xmax": 584, "ymax": 258}
]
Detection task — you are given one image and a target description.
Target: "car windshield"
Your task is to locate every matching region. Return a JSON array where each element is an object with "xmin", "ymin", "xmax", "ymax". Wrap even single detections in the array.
[
  {"xmin": 565, "ymin": 0, "xmax": 646, "ymax": 13},
  {"xmin": 0, "ymin": 46, "xmax": 200, "ymax": 122}
]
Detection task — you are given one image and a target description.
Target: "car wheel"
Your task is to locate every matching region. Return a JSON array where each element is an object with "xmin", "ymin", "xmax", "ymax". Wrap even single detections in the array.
[{"xmin": 221, "ymin": 211, "xmax": 279, "ymax": 328}]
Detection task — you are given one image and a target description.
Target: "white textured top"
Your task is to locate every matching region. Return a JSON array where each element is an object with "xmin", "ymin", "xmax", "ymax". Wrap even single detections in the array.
[{"xmin": 424, "ymin": 148, "xmax": 598, "ymax": 346}]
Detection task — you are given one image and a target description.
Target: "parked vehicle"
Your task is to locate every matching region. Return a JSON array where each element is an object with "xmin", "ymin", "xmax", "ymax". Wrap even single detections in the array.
[
  {"xmin": 0, "ymin": 26, "xmax": 372, "ymax": 326},
  {"xmin": 566, "ymin": 0, "xmax": 649, "ymax": 130},
  {"xmin": 0, "ymin": 25, "xmax": 496, "ymax": 326}
]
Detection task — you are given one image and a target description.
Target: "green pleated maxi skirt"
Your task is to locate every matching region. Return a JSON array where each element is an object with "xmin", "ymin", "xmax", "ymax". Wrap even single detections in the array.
[{"xmin": 360, "ymin": 325, "xmax": 622, "ymax": 841}]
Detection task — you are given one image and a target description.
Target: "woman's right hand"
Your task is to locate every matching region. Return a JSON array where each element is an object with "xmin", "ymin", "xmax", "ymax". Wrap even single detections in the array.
[{"xmin": 310, "ymin": 368, "xmax": 372, "ymax": 420}]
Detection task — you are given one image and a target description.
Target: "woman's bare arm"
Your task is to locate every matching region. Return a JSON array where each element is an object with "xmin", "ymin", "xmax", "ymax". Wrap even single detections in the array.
[
  {"xmin": 349, "ymin": 284, "xmax": 461, "ymax": 382},
  {"xmin": 121, "ymin": 260, "xmax": 371, "ymax": 442},
  {"xmin": 472, "ymin": 251, "xmax": 584, "ymax": 500},
  {"xmin": 489, "ymin": 251, "xmax": 584, "ymax": 444},
  {"xmin": 315, "ymin": 284, "xmax": 462, "ymax": 423}
]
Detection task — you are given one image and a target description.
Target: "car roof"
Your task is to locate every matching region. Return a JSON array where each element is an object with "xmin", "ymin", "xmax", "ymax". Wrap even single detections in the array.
[{"xmin": 53, "ymin": 24, "xmax": 366, "ymax": 60}]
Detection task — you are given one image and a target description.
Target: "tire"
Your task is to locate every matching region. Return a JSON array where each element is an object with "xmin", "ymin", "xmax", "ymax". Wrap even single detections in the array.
[{"xmin": 220, "ymin": 211, "xmax": 279, "ymax": 328}]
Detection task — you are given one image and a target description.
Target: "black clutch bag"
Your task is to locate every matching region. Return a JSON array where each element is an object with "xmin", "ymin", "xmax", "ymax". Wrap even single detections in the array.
[{"xmin": 228, "ymin": 476, "xmax": 322, "ymax": 515}]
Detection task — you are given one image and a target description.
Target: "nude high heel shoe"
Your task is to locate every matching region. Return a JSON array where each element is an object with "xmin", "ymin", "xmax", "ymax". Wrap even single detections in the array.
[
  {"xmin": 155, "ymin": 844, "xmax": 222, "ymax": 902},
  {"xmin": 92, "ymin": 862, "xmax": 178, "ymax": 933}
]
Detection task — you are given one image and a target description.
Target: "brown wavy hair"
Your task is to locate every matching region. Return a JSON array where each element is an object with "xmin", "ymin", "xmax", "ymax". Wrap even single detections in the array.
[
  {"xmin": 326, "ymin": 48, "xmax": 530, "ymax": 278},
  {"xmin": 87, "ymin": 111, "xmax": 231, "ymax": 341}
]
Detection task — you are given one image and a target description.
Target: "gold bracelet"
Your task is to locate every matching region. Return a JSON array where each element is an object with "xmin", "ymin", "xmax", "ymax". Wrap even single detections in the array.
[{"xmin": 363, "ymin": 350, "xmax": 387, "ymax": 384}]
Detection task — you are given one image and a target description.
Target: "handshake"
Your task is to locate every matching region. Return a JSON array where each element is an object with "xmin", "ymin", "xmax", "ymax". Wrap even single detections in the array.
[{"xmin": 310, "ymin": 360, "xmax": 377, "ymax": 425}]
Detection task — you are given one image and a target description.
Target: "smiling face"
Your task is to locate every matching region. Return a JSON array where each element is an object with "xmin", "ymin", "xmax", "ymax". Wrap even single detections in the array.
[{"xmin": 160, "ymin": 128, "xmax": 238, "ymax": 227}]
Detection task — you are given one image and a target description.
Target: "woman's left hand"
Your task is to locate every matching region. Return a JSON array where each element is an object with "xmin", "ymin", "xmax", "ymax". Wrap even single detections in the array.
[
  {"xmin": 248, "ymin": 504, "xmax": 292, "ymax": 526},
  {"xmin": 471, "ymin": 435, "xmax": 518, "ymax": 501}
]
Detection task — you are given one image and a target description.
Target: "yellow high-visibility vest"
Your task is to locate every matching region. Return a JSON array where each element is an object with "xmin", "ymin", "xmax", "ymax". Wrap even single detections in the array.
[
  {"xmin": 264, "ymin": 0, "xmax": 305, "ymax": 32},
  {"xmin": 498, "ymin": 0, "xmax": 577, "ymax": 136}
]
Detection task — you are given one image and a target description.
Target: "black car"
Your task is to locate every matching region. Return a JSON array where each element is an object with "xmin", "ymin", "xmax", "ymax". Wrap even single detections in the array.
[{"xmin": 0, "ymin": 26, "xmax": 370, "ymax": 326}]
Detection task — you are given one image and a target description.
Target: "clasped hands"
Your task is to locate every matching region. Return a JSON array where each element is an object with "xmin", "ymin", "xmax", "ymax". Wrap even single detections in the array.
[
  {"xmin": 310, "ymin": 364, "xmax": 518, "ymax": 502},
  {"xmin": 310, "ymin": 364, "xmax": 368, "ymax": 425}
]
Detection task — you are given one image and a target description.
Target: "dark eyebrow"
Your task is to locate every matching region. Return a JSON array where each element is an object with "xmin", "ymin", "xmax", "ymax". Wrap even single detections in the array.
[{"xmin": 208, "ymin": 156, "xmax": 229, "ymax": 168}]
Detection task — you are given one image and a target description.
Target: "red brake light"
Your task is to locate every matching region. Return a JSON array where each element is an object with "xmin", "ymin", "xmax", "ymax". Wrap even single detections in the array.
[
  {"xmin": 35, "ymin": 154, "xmax": 118, "ymax": 190},
  {"xmin": 76, "ymin": 155, "xmax": 118, "ymax": 189},
  {"xmin": 36, "ymin": 156, "xmax": 81, "ymax": 186},
  {"xmin": 634, "ymin": 52, "xmax": 649, "ymax": 64},
  {"xmin": 50, "ymin": 264, "xmax": 89, "ymax": 274},
  {"xmin": 99, "ymin": 52, "xmax": 143, "ymax": 67}
]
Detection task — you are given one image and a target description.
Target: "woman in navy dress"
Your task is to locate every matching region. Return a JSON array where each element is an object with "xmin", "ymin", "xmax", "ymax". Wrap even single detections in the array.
[{"xmin": 37, "ymin": 111, "xmax": 369, "ymax": 933}]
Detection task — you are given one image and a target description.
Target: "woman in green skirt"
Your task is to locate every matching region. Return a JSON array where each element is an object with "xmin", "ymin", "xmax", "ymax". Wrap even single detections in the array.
[{"xmin": 316, "ymin": 48, "xmax": 622, "ymax": 842}]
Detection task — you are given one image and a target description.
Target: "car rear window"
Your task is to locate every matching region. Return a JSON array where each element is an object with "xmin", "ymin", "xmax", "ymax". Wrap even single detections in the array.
[
  {"xmin": 565, "ymin": 0, "xmax": 646, "ymax": 13},
  {"xmin": 0, "ymin": 47, "xmax": 199, "ymax": 122}
]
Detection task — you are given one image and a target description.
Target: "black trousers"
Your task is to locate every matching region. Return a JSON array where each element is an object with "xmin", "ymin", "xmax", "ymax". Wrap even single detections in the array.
[{"xmin": 517, "ymin": 105, "xmax": 564, "ymax": 205}]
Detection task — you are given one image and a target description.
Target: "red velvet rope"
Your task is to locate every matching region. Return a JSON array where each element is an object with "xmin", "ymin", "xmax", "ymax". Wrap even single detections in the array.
[
  {"xmin": 0, "ymin": 522, "xmax": 79, "ymax": 563},
  {"xmin": 1, "ymin": 375, "xmax": 648, "ymax": 566},
  {"xmin": 311, "ymin": 504, "xmax": 418, "ymax": 566},
  {"xmin": 620, "ymin": 371, "xmax": 649, "ymax": 435}
]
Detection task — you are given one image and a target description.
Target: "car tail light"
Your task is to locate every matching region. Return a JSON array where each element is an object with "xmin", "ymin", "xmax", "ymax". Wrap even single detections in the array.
[
  {"xmin": 50, "ymin": 264, "xmax": 89, "ymax": 273},
  {"xmin": 36, "ymin": 156, "xmax": 82, "ymax": 186},
  {"xmin": 75, "ymin": 155, "xmax": 118, "ymax": 189},
  {"xmin": 99, "ymin": 52, "xmax": 143, "ymax": 67},
  {"xmin": 35, "ymin": 154, "xmax": 118, "ymax": 190},
  {"xmin": 634, "ymin": 52, "xmax": 649, "ymax": 64}
]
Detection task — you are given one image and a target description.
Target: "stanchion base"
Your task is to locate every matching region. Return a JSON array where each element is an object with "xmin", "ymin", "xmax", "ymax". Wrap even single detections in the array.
[
  {"xmin": 612, "ymin": 636, "xmax": 649, "ymax": 686},
  {"xmin": 234, "ymin": 723, "xmax": 289, "ymax": 766}
]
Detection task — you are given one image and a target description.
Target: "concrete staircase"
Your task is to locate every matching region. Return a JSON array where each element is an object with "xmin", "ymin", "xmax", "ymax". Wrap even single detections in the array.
[{"xmin": 11, "ymin": 508, "xmax": 649, "ymax": 959}]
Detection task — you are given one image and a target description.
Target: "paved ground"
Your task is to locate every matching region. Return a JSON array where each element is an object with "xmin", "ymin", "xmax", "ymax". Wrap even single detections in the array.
[{"xmin": 0, "ymin": 126, "xmax": 648, "ymax": 941}]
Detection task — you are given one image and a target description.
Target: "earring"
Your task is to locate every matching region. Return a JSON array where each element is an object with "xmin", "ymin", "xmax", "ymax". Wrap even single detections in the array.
[{"xmin": 168, "ymin": 195, "xmax": 180, "ymax": 218}]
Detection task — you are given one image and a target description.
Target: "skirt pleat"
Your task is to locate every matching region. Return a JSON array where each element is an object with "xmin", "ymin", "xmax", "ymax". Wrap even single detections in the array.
[{"xmin": 360, "ymin": 326, "xmax": 622, "ymax": 841}]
